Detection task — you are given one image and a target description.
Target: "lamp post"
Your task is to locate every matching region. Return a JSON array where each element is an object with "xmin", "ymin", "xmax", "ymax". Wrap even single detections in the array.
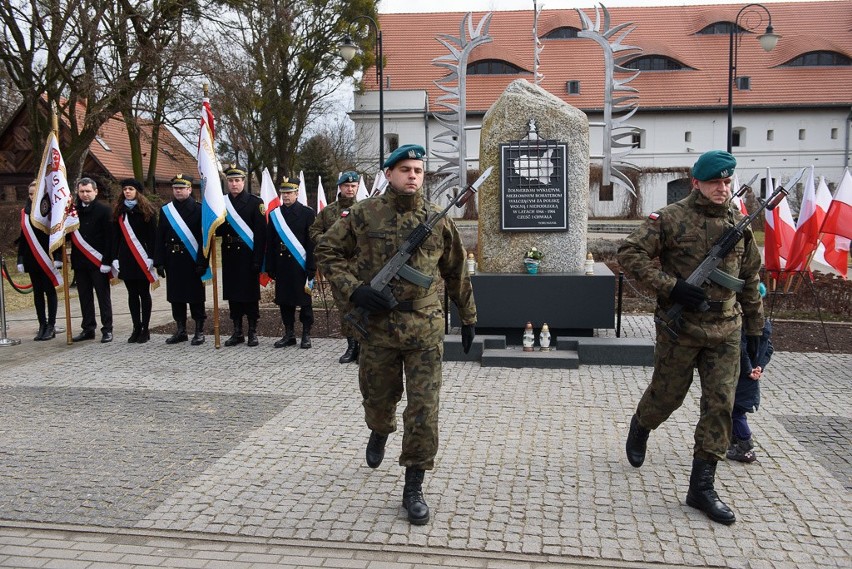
[
  {"xmin": 727, "ymin": 3, "xmax": 780, "ymax": 153},
  {"xmin": 340, "ymin": 16, "xmax": 384, "ymax": 171}
]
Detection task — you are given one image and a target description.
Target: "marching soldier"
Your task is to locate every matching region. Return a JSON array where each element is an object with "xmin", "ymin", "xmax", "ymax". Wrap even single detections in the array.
[
  {"xmin": 154, "ymin": 174, "xmax": 209, "ymax": 345},
  {"xmin": 309, "ymin": 170, "xmax": 360, "ymax": 363},
  {"xmin": 266, "ymin": 175, "xmax": 316, "ymax": 349},
  {"xmin": 618, "ymin": 150, "xmax": 763, "ymax": 525},
  {"xmin": 218, "ymin": 165, "xmax": 266, "ymax": 347}
]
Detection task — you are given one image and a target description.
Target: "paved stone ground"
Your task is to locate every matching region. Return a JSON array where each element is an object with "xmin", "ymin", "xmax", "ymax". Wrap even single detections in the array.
[{"xmin": 0, "ymin": 305, "xmax": 850, "ymax": 568}]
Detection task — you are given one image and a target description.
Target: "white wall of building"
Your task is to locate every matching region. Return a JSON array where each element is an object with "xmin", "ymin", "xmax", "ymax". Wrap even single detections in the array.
[{"xmin": 351, "ymin": 90, "xmax": 852, "ymax": 216}]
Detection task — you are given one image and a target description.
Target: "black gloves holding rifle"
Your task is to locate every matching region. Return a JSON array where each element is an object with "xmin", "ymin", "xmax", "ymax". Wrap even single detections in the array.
[
  {"xmin": 461, "ymin": 324, "xmax": 475, "ymax": 354},
  {"xmin": 670, "ymin": 279, "xmax": 707, "ymax": 310},
  {"xmin": 745, "ymin": 335, "xmax": 760, "ymax": 362},
  {"xmin": 351, "ymin": 285, "xmax": 393, "ymax": 313}
]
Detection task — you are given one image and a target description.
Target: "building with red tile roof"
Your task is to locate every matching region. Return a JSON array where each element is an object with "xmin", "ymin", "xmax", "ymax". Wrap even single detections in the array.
[{"xmin": 349, "ymin": 1, "xmax": 852, "ymax": 216}]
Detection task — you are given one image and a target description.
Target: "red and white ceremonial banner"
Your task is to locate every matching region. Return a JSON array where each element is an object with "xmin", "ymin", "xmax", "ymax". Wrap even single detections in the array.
[
  {"xmin": 316, "ymin": 175, "xmax": 327, "ymax": 213},
  {"xmin": 763, "ymin": 172, "xmax": 782, "ymax": 275},
  {"xmin": 786, "ymin": 167, "xmax": 831, "ymax": 272},
  {"xmin": 297, "ymin": 170, "xmax": 308, "ymax": 207},
  {"xmin": 259, "ymin": 168, "xmax": 279, "ymax": 287},
  {"xmin": 821, "ymin": 168, "xmax": 852, "ymax": 240},
  {"xmin": 30, "ymin": 131, "xmax": 79, "ymax": 253}
]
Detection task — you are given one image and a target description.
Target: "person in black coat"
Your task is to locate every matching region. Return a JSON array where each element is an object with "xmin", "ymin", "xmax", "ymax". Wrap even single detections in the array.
[
  {"xmin": 728, "ymin": 317, "xmax": 773, "ymax": 463},
  {"xmin": 265, "ymin": 175, "xmax": 316, "ymax": 348},
  {"xmin": 15, "ymin": 180, "xmax": 61, "ymax": 341},
  {"xmin": 112, "ymin": 178, "xmax": 158, "ymax": 343},
  {"xmin": 69, "ymin": 177, "xmax": 114, "ymax": 343},
  {"xmin": 217, "ymin": 165, "xmax": 266, "ymax": 347},
  {"xmin": 154, "ymin": 174, "xmax": 208, "ymax": 345}
]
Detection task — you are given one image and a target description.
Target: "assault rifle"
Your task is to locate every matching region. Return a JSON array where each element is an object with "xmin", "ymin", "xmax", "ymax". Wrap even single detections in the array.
[
  {"xmin": 655, "ymin": 168, "xmax": 804, "ymax": 339},
  {"xmin": 345, "ymin": 167, "xmax": 493, "ymax": 338}
]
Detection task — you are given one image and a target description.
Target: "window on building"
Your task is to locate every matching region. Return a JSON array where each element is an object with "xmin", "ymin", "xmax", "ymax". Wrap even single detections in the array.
[
  {"xmin": 566, "ymin": 80, "xmax": 580, "ymax": 94},
  {"xmin": 467, "ymin": 59, "xmax": 527, "ymax": 75},
  {"xmin": 696, "ymin": 22, "xmax": 747, "ymax": 35},
  {"xmin": 623, "ymin": 55, "xmax": 693, "ymax": 71},
  {"xmin": 684, "ymin": 131, "xmax": 692, "ymax": 142},
  {"xmin": 386, "ymin": 134, "xmax": 399, "ymax": 153},
  {"xmin": 735, "ymin": 76, "xmax": 751, "ymax": 90},
  {"xmin": 782, "ymin": 51, "xmax": 851, "ymax": 67},
  {"xmin": 799, "ymin": 129, "xmax": 806, "ymax": 140},
  {"xmin": 767, "ymin": 129, "xmax": 774, "ymax": 141},
  {"xmin": 732, "ymin": 128, "xmax": 745, "ymax": 147},
  {"xmin": 631, "ymin": 130, "xmax": 645, "ymax": 149},
  {"xmin": 542, "ymin": 26, "xmax": 580, "ymax": 39},
  {"xmin": 831, "ymin": 128, "xmax": 838, "ymax": 140}
]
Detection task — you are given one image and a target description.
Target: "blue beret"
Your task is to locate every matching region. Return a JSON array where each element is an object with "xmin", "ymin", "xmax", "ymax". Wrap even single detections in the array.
[
  {"xmin": 337, "ymin": 171, "xmax": 359, "ymax": 185},
  {"xmin": 382, "ymin": 144, "xmax": 426, "ymax": 170},
  {"xmin": 692, "ymin": 150, "xmax": 736, "ymax": 181}
]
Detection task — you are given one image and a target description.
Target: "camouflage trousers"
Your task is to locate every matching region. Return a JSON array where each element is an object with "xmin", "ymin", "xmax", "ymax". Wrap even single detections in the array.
[
  {"xmin": 636, "ymin": 328, "xmax": 740, "ymax": 461},
  {"xmin": 358, "ymin": 342, "xmax": 444, "ymax": 470}
]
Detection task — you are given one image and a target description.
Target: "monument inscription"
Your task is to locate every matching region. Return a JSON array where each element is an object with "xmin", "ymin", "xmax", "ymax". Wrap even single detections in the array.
[{"xmin": 500, "ymin": 139, "xmax": 567, "ymax": 231}]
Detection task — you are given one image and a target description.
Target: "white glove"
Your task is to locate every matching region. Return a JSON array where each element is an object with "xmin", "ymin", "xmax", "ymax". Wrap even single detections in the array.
[
  {"xmin": 145, "ymin": 258, "xmax": 153, "ymax": 270},
  {"xmin": 99, "ymin": 264, "xmax": 111, "ymax": 274},
  {"xmin": 53, "ymin": 260, "xmax": 62, "ymax": 269},
  {"xmin": 112, "ymin": 259, "xmax": 120, "ymax": 272},
  {"xmin": 17, "ymin": 264, "xmax": 24, "ymax": 274}
]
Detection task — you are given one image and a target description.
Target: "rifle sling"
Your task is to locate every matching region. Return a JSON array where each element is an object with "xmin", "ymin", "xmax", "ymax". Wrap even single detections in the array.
[
  {"xmin": 397, "ymin": 263, "xmax": 434, "ymax": 289},
  {"xmin": 708, "ymin": 268, "xmax": 745, "ymax": 292}
]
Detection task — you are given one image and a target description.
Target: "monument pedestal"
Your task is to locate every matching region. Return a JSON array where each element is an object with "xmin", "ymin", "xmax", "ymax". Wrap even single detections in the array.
[{"xmin": 450, "ymin": 262, "xmax": 614, "ymax": 344}]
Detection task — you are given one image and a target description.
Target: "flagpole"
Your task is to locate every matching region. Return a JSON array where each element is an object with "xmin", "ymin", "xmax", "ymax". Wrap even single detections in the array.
[
  {"xmin": 203, "ymin": 83, "xmax": 222, "ymax": 349},
  {"xmin": 51, "ymin": 102, "xmax": 73, "ymax": 345}
]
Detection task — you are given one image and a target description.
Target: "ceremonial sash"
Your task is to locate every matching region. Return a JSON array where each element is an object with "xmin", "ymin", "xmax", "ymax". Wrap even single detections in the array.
[
  {"xmin": 163, "ymin": 202, "xmax": 213, "ymax": 281},
  {"xmin": 20, "ymin": 209, "xmax": 62, "ymax": 287},
  {"xmin": 270, "ymin": 208, "xmax": 307, "ymax": 270},
  {"xmin": 118, "ymin": 213, "xmax": 158, "ymax": 285},
  {"xmin": 224, "ymin": 197, "xmax": 254, "ymax": 250}
]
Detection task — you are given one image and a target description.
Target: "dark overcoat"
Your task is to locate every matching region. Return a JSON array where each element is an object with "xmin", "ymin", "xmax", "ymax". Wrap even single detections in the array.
[
  {"xmin": 735, "ymin": 319, "xmax": 773, "ymax": 413},
  {"xmin": 113, "ymin": 205, "xmax": 157, "ymax": 282},
  {"xmin": 217, "ymin": 190, "xmax": 266, "ymax": 302},
  {"xmin": 266, "ymin": 200, "xmax": 315, "ymax": 306},
  {"xmin": 154, "ymin": 198, "xmax": 207, "ymax": 304},
  {"xmin": 70, "ymin": 198, "xmax": 114, "ymax": 270},
  {"xmin": 16, "ymin": 200, "xmax": 61, "ymax": 271}
]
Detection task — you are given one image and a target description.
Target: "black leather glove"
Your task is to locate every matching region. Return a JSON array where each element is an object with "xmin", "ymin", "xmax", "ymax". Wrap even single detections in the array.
[
  {"xmin": 670, "ymin": 279, "xmax": 706, "ymax": 309},
  {"xmin": 156, "ymin": 265, "xmax": 166, "ymax": 279},
  {"xmin": 461, "ymin": 324, "xmax": 475, "ymax": 354},
  {"xmin": 746, "ymin": 335, "xmax": 760, "ymax": 363},
  {"xmin": 350, "ymin": 285, "xmax": 393, "ymax": 312}
]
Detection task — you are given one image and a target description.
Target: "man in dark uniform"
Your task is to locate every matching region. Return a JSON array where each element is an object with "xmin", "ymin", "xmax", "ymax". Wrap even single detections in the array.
[
  {"xmin": 309, "ymin": 170, "xmax": 359, "ymax": 363},
  {"xmin": 218, "ymin": 165, "xmax": 266, "ymax": 347},
  {"xmin": 266, "ymin": 175, "xmax": 316, "ymax": 349},
  {"xmin": 315, "ymin": 145, "xmax": 477, "ymax": 526},
  {"xmin": 69, "ymin": 177, "xmax": 114, "ymax": 343},
  {"xmin": 618, "ymin": 150, "xmax": 763, "ymax": 525},
  {"xmin": 154, "ymin": 174, "xmax": 209, "ymax": 345}
]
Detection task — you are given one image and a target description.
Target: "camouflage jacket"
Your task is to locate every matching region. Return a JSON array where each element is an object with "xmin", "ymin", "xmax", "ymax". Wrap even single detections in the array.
[
  {"xmin": 309, "ymin": 194, "xmax": 355, "ymax": 245},
  {"xmin": 315, "ymin": 187, "xmax": 476, "ymax": 349},
  {"xmin": 617, "ymin": 190, "xmax": 763, "ymax": 341}
]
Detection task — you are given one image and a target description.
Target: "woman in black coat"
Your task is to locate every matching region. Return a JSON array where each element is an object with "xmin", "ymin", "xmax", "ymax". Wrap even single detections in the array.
[
  {"xmin": 112, "ymin": 179, "xmax": 158, "ymax": 343},
  {"xmin": 15, "ymin": 180, "xmax": 61, "ymax": 341}
]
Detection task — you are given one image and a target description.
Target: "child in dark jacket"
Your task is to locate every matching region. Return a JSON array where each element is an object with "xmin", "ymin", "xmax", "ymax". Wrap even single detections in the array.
[{"xmin": 728, "ymin": 316, "xmax": 773, "ymax": 463}]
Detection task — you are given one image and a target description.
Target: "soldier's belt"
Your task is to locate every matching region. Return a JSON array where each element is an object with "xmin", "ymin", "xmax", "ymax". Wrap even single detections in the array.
[
  {"xmin": 224, "ymin": 235, "xmax": 243, "ymax": 244},
  {"xmin": 395, "ymin": 291, "xmax": 439, "ymax": 312},
  {"xmin": 708, "ymin": 268, "xmax": 745, "ymax": 292},
  {"xmin": 705, "ymin": 297, "xmax": 738, "ymax": 312}
]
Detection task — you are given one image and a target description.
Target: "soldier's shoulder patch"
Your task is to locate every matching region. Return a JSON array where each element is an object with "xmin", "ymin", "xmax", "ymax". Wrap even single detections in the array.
[
  {"xmin": 259, "ymin": 203, "xmax": 266, "ymax": 214},
  {"xmin": 648, "ymin": 211, "xmax": 661, "ymax": 221},
  {"xmin": 340, "ymin": 209, "xmax": 350, "ymax": 218}
]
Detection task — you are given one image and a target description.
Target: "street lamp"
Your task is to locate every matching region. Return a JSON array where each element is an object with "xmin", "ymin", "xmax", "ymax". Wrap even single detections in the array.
[
  {"xmin": 340, "ymin": 16, "xmax": 384, "ymax": 171},
  {"xmin": 727, "ymin": 3, "xmax": 780, "ymax": 153}
]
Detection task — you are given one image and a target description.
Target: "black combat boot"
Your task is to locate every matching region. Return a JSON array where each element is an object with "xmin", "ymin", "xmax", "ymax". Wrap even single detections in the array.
[
  {"xmin": 128, "ymin": 325, "xmax": 141, "ymax": 343},
  {"xmin": 685, "ymin": 457, "xmax": 736, "ymax": 525},
  {"xmin": 165, "ymin": 321, "xmax": 188, "ymax": 344},
  {"xmin": 274, "ymin": 326, "xmax": 296, "ymax": 348},
  {"xmin": 246, "ymin": 319, "xmax": 259, "ymax": 347},
  {"xmin": 41, "ymin": 323, "xmax": 55, "ymax": 340},
  {"xmin": 366, "ymin": 431, "xmax": 388, "ymax": 468},
  {"xmin": 224, "ymin": 321, "xmax": 244, "ymax": 346},
  {"xmin": 339, "ymin": 337, "xmax": 359, "ymax": 363},
  {"xmin": 300, "ymin": 327, "xmax": 312, "ymax": 349},
  {"xmin": 190, "ymin": 320, "xmax": 205, "ymax": 345},
  {"xmin": 34, "ymin": 322, "xmax": 47, "ymax": 341},
  {"xmin": 626, "ymin": 414, "xmax": 651, "ymax": 468},
  {"xmin": 402, "ymin": 468, "xmax": 430, "ymax": 525},
  {"xmin": 137, "ymin": 326, "xmax": 150, "ymax": 344}
]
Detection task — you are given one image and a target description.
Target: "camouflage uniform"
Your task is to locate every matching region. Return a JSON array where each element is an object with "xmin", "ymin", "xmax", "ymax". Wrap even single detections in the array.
[
  {"xmin": 309, "ymin": 194, "xmax": 356, "ymax": 336},
  {"xmin": 618, "ymin": 190, "xmax": 763, "ymax": 461},
  {"xmin": 315, "ymin": 187, "xmax": 476, "ymax": 469}
]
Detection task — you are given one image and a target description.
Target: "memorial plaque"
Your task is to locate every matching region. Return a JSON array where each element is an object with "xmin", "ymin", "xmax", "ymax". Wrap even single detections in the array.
[{"xmin": 500, "ymin": 139, "xmax": 567, "ymax": 231}]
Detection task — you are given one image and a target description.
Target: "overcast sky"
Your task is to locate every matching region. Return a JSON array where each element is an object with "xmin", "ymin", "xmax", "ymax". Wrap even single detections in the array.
[{"xmin": 378, "ymin": 0, "xmax": 826, "ymax": 14}]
